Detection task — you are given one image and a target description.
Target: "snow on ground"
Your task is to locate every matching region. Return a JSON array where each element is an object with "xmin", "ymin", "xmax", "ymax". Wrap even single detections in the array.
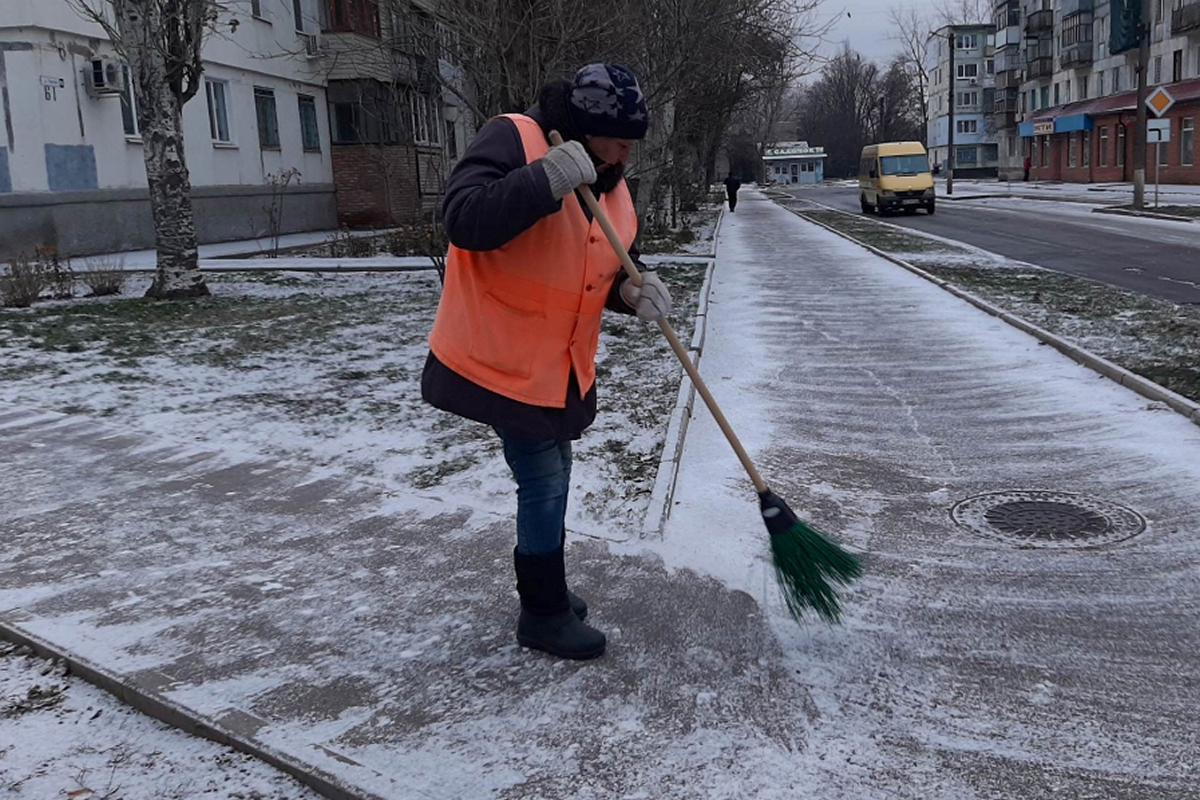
[{"xmin": 0, "ymin": 642, "xmax": 323, "ymax": 799}]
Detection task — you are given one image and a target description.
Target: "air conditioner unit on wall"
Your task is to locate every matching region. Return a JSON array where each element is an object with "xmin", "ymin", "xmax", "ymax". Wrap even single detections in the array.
[
  {"xmin": 85, "ymin": 57, "xmax": 122, "ymax": 96},
  {"xmin": 300, "ymin": 32, "xmax": 326, "ymax": 58}
]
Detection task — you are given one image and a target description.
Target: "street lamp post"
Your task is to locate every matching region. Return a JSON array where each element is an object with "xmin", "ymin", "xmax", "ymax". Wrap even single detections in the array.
[
  {"xmin": 1133, "ymin": 0, "xmax": 1150, "ymax": 210},
  {"xmin": 947, "ymin": 30, "xmax": 955, "ymax": 196}
]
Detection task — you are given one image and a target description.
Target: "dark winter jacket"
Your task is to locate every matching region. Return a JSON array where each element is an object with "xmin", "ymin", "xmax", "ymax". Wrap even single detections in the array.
[
  {"xmin": 723, "ymin": 176, "xmax": 742, "ymax": 195},
  {"xmin": 421, "ymin": 79, "xmax": 646, "ymax": 441}
]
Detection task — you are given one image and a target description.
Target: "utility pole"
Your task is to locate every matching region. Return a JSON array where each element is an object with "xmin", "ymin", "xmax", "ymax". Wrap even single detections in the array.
[
  {"xmin": 948, "ymin": 29, "xmax": 955, "ymax": 196},
  {"xmin": 1133, "ymin": 0, "xmax": 1150, "ymax": 210}
]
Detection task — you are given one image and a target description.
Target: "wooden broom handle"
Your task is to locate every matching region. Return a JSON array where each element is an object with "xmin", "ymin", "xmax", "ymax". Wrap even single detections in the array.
[{"xmin": 549, "ymin": 131, "xmax": 767, "ymax": 493}]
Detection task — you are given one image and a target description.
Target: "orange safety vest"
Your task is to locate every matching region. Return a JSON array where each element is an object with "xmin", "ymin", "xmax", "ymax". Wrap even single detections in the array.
[{"xmin": 428, "ymin": 114, "xmax": 638, "ymax": 408}]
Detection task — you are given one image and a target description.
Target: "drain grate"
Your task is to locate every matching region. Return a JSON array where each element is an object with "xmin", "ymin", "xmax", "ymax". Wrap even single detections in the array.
[{"xmin": 951, "ymin": 490, "xmax": 1146, "ymax": 549}]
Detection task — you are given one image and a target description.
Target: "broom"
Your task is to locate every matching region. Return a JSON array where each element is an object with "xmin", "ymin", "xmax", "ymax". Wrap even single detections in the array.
[{"xmin": 550, "ymin": 131, "xmax": 862, "ymax": 623}]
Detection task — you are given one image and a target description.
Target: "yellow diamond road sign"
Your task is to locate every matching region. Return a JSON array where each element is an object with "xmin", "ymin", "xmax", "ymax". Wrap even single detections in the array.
[{"xmin": 1146, "ymin": 87, "xmax": 1175, "ymax": 117}]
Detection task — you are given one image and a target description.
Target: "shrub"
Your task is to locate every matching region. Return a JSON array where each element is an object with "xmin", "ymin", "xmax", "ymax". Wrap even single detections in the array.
[
  {"xmin": 37, "ymin": 245, "xmax": 74, "ymax": 299},
  {"xmin": 1, "ymin": 256, "xmax": 45, "ymax": 308},
  {"xmin": 78, "ymin": 255, "xmax": 127, "ymax": 297}
]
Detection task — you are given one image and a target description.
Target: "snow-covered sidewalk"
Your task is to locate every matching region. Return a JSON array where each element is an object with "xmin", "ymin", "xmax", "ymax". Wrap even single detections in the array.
[{"xmin": 3, "ymin": 188, "xmax": 1199, "ymax": 799}]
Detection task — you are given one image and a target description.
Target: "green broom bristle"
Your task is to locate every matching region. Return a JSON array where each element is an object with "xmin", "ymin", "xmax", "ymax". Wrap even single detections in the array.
[{"xmin": 760, "ymin": 490, "xmax": 862, "ymax": 623}]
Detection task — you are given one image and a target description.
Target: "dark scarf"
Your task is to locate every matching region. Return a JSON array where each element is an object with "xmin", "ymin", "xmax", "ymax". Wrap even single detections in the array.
[{"xmin": 530, "ymin": 80, "xmax": 626, "ymax": 195}]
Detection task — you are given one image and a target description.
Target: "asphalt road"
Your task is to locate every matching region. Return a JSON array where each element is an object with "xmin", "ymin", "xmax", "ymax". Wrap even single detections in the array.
[{"xmin": 787, "ymin": 185, "xmax": 1200, "ymax": 305}]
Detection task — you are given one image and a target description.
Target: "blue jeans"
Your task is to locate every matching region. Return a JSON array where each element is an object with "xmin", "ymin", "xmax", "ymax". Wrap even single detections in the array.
[{"xmin": 494, "ymin": 428, "xmax": 572, "ymax": 556}]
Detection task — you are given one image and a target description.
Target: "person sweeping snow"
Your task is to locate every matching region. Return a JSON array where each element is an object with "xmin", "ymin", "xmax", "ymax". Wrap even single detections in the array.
[{"xmin": 422, "ymin": 63, "xmax": 671, "ymax": 660}]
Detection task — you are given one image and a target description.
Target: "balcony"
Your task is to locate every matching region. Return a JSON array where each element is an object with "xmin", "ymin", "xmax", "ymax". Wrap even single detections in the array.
[
  {"xmin": 323, "ymin": 0, "xmax": 380, "ymax": 38},
  {"xmin": 1060, "ymin": 43, "xmax": 1094, "ymax": 68},
  {"xmin": 995, "ymin": 68, "xmax": 1022, "ymax": 90},
  {"xmin": 1025, "ymin": 56, "xmax": 1054, "ymax": 80},
  {"xmin": 1025, "ymin": 9, "xmax": 1053, "ymax": 34},
  {"xmin": 1173, "ymin": 1, "xmax": 1200, "ymax": 35}
]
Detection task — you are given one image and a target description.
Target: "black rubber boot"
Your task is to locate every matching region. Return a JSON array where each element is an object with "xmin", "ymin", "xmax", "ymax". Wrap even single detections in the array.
[
  {"xmin": 513, "ymin": 549, "xmax": 605, "ymax": 660},
  {"xmin": 559, "ymin": 530, "xmax": 588, "ymax": 620}
]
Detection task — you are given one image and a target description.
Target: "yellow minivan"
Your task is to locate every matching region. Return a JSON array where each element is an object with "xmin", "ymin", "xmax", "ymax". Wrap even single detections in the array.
[{"xmin": 859, "ymin": 142, "xmax": 935, "ymax": 215}]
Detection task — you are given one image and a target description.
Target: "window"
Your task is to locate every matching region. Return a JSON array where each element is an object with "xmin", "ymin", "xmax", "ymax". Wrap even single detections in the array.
[
  {"xmin": 956, "ymin": 119, "xmax": 978, "ymax": 134},
  {"xmin": 1097, "ymin": 71, "xmax": 1105, "ymax": 97},
  {"xmin": 119, "ymin": 65, "xmax": 138, "ymax": 137},
  {"xmin": 1099, "ymin": 126, "xmax": 1109, "ymax": 167},
  {"xmin": 298, "ymin": 94, "xmax": 321, "ymax": 151},
  {"xmin": 1112, "ymin": 67, "xmax": 1121, "ymax": 92},
  {"xmin": 254, "ymin": 87, "xmax": 280, "ymax": 149},
  {"xmin": 1082, "ymin": 130, "xmax": 1090, "ymax": 168},
  {"xmin": 1077, "ymin": 77, "xmax": 1088, "ymax": 101},
  {"xmin": 1173, "ymin": 50, "xmax": 1183, "ymax": 84},
  {"xmin": 205, "ymin": 79, "xmax": 231, "ymax": 143},
  {"xmin": 409, "ymin": 92, "xmax": 441, "ymax": 145},
  {"xmin": 957, "ymin": 146, "xmax": 978, "ymax": 166},
  {"xmin": 445, "ymin": 118, "xmax": 457, "ymax": 159},
  {"xmin": 1182, "ymin": 118, "xmax": 1194, "ymax": 167},
  {"xmin": 1154, "ymin": 55, "xmax": 1162, "ymax": 85},
  {"xmin": 880, "ymin": 154, "xmax": 929, "ymax": 175},
  {"xmin": 956, "ymin": 33, "xmax": 979, "ymax": 50},
  {"xmin": 1040, "ymin": 85, "xmax": 1049, "ymax": 108},
  {"xmin": 1117, "ymin": 126, "xmax": 1126, "ymax": 167},
  {"xmin": 986, "ymin": 59, "xmax": 995, "ymax": 75},
  {"xmin": 1069, "ymin": 132, "xmax": 1077, "ymax": 168},
  {"xmin": 957, "ymin": 91, "xmax": 979, "ymax": 107},
  {"xmin": 325, "ymin": 0, "xmax": 380, "ymax": 37},
  {"xmin": 293, "ymin": 0, "xmax": 305, "ymax": 30},
  {"xmin": 956, "ymin": 63, "xmax": 979, "ymax": 79},
  {"xmin": 1054, "ymin": 82, "xmax": 1060, "ymax": 105}
]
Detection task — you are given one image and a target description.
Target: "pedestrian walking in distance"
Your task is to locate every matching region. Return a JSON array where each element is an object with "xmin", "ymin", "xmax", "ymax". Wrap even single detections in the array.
[
  {"xmin": 723, "ymin": 174, "xmax": 742, "ymax": 212},
  {"xmin": 422, "ymin": 63, "xmax": 671, "ymax": 660}
]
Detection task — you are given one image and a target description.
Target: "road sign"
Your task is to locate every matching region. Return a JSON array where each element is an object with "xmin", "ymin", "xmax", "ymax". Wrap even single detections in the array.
[
  {"xmin": 1148, "ymin": 119, "xmax": 1171, "ymax": 143},
  {"xmin": 1146, "ymin": 86, "xmax": 1175, "ymax": 117}
]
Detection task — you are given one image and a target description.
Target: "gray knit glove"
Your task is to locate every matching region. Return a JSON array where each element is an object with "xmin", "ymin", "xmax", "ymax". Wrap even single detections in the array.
[
  {"xmin": 540, "ymin": 140, "xmax": 597, "ymax": 200},
  {"xmin": 620, "ymin": 272, "xmax": 672, "ymax": 321}
]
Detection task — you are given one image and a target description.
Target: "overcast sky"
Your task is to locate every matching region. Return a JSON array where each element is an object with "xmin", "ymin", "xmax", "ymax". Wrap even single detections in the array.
[{"xmin": 817, "ymin": 0, "xmax": 945, "ymax": 65}]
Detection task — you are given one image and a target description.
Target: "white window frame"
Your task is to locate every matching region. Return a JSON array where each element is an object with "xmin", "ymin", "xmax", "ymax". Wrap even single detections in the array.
[
  {"xmin": 1099, "ymin": 126, "xmax": 1109, "ymax": 167},
  {"xmin": 206, "ymin": 78, "xmax": 233, "ymax": 144},
  {"xmin": 119, "ymin": 64, "xmax": 139, "ymax": 138},
  {"xmin": 1182, "ymin": 118, "xmax": 1195, "ymax": 167},
  {"xmin": 956, "ymin": 63, "xmax": 979, "ymax": 79}
]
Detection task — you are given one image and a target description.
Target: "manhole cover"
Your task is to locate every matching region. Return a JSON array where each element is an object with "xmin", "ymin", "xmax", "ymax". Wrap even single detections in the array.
[{"xmin": 951, "ymin": 490, "xmax": 1145, "ymax": 549}]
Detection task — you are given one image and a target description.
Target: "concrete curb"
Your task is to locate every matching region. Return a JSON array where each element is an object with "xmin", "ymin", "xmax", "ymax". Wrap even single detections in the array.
[
  {"xmin": 642, "ymin": 209, "xmax": 724, "ymax": 538},
  {"xmin": 780, "ymin": 200, "xmax": 1200, "ymax": 430},
  {"xmin": 1092, "ymin": 206, "xmax": 1197, "ymax": 223},
  {"xmin": 0, "ymin": 612, "xmax": 391, "ymax": 800}
]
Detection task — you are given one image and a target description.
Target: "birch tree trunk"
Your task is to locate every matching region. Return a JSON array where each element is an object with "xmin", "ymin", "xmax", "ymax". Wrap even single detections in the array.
[{"xmin": 113, "ymin": 0, "xmax": 209, "ymax": 299}]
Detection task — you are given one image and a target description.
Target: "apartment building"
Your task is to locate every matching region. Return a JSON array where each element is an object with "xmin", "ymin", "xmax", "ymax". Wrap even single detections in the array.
[
  {"xmin": 0, "ymin": 0, "xmax": 337, "ymax": 259},
  {"xmin": 926, "ymin": 24, "xmax": 1002, "ymax": 177},
  {"xmin": 313, "ymin": 0, "xmax": 476, "ymax": 227},
  {"xmin": 1013, "ymin": 0, "xmax": 1200, "ymax": 184}
]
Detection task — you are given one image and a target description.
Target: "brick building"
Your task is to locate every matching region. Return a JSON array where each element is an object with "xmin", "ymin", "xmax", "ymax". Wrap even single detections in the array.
[
  {"xmin": 315, "ymin": 0, "xmax": 474, "ymax": 227},
  {"xmin": 1009, "ymin": 0, "xmax": 1200, "ymax": 185}
]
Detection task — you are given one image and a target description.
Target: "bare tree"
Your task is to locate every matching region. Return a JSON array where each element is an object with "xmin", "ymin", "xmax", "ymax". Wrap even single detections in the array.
[
  {"xmin": 68, "ymin": 0, "xmax": 216, "ymax": 299},
  {"xmin": 887, "ymin": 5, "xmax": 932, "ymax": 133},
  {"xmin": 933, "ymin": 0, "xmax": 991, "ymax": 25}
]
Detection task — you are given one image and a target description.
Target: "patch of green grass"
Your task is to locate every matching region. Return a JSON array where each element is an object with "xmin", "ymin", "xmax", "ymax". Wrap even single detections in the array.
[
  {"xmin": 1111, "ymin": 204, "xmax": 1200, "ymax": 218},
  {"xmin": 799, "ymin": 211, "xmax": 964, "ymax": 255}
]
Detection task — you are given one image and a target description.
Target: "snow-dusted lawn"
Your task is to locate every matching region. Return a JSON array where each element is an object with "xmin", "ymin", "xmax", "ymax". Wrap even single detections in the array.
[
  {"xmin": 0, "ymin": 263, "xmax": 709, "ymax": 539},
  {"xmin": 1, "ymin": 641, "xmax": 323, "ymax": 799}
]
